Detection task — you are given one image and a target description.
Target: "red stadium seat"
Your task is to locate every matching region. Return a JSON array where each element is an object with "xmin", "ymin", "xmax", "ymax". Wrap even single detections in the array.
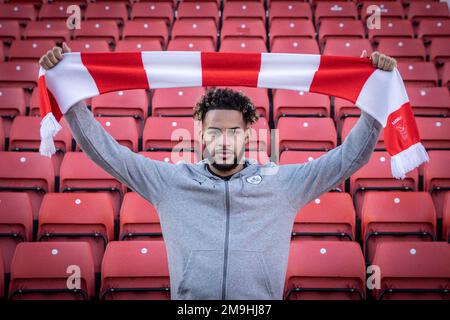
[
  {"xmin": 9, "ymin": 242, "xmax": 95, "ymax": 300},
  {"xmin": 270, "ymin": 38, "xmax": 320, "ymax": 54},
  {"xmin": 66, "ymin": 39, "xmax": 111, "ymax": 53},
  {"xmin": 167, "ymin": 38, "xmax": 215, "ymax": 51},
  {"xmin": 140, "ymin": 151, "xmax": 200, "ymax": 164},
  {"xmin": 0, "ymin": 192, "xmax": 33, "ymax": 274},
  {"xmin": 100, "ymin": 240, "xmax": 170, "ymax": 300},
  {"xmin": 360, "ymin": 2, "xmax": 405, "ymax": 21},
  {"xmin": 334, "ymin": 98, "xmax": 360, "ymax": 131},
  {"xmin": 318, "ymin": 20, "xmax": 364, "ymax": 45},
  {"xmin": 119, "ymin": 192, "xmax": 161, "ymax": 240},
  {"xmin": 406, "ymin": 87, "xmax": 450, "ymax": 117},
  {"xmin": 315, "ymin": 2, "xmax": 358, "ymax": 24},
  {"xmin": 9, "ymin": 40, "xmax": 58, "ymax": 62},
  {"xmin": 415, "ymin": 117, "xmax": 450, "ymax": 150},
  {"xmin": 429, "ymin": 38, "xmax": 450, "ymax": 63},
  {"xmin": 417, "ymin": 19, "xmax": 450, "ymax": 42},
  {"xmin": 0, "ymin": 61, "xmax": 39, "ymax": 88},
  {"xmin": 367, "ymin": 19, "xmax": 414, "ymax": 43},
  {"xmin": 323, "ymin": 39, "xmax": 372, "ymax": 57},
  {"xmin": 361, "ymin": 191, "xmax": 437, "ymax": 264},
  {"xmin": 222, "ymin": 19, "xmax": 266, "ymax": 43},
  {"xmin": 24, "ymin": 21, "xmax": 71, "ymax": 42},
  {"xmin": 115, "ymin": 39, "xmax": 162, "ymax": 52},
  {"xmin": 285, "ymin": 241, "xmax": 366, "ymax": 300},
  {"xmin": 0, "ymin": 152, "xmax": 55, "ymax": 220},
  {"xmin": 131, "ymin": 2, "xmax": 174, "ymax": 26},
  {"xmin": 178, "ymin": 1, "xmax": 219, "ymax": 26},
  {"xmin": 152, "ymin": 87, "xmax": 205, "ymax": 117},
  {"xmin": 172, "ymin": 19, "xmax": 217, "ymax": 47},
  {"xmin": 122, "ymin": 20, "xmax": 169, "ymax": 47},
  {"xmin": 269, "ymin": 2, "xmax": 312, "ymax": 26},
  {"xmin": 376, "ymin": 39, "xmax": 426, "ymax": 61},
  {"xmin": 278, "ymin": 117, "xmax": 337, "ymax": 152},
  {"xmin": 371, "ymin": 242, "xmax": 450, "ymax": 300},
  {"xmin": 28, "ymin": 87, "xmax": 41, "ymax": 116},
  {"xmin": 443, "ymin": 62, "xmax": 450, "ymax": 88},
  {"xmin": 38, "ymin": 3, "xmax": 80, "ymax": 21},
  {"xmin": 59, "ymin": 152, "xmax": 126, "ymax": 220},
  {"xmin": 408, "ymin": 2, "xmax": 450, "ymax": 23},
  {"xmin": 219, "ymin": 38, "xmax": 267, "ymax": 52},
  {"xmin": 397, "ymin": 62, "xmax": 439, "ymax": 87},
  {"xmin": 273, "ymin": 89, "xmax": 330, "ymax": 120},
  {"xmin": 0, "ymin": 249, "xmax": 3, "ymax": 298},
  {"xmin": 0, "ymin": 3, "xmax": 36, "ymax": 22},
  {"xmin": 0, "ymin": 21, "xmax": 21, "ymax": 42},
  {"xmin": 270, "ymin": 19, "xmax": 316, "ymax": 47},
  {"xmin": 247, "ymin": 117, "xmax": 271, "ymax": 155},
  {"xmin": 37, "ymin": 192, "xmax": 114, "ymax": 273},
  {"xmin": 293, "ymin": 192, "xmax": 356, "ymax": 241},
  {"xmin": 0, "ymin": 87, "xmax": 26, "ymax": 118},
  {"xmin": 443, "ymin": 192, "xmax": 450, "ymax": 241},
  {"xmin": 341, "ymin": 117, "xmax": 384, "ymax": 150},
  {"xmin": 85, "ymin": 2, "xmax": 128, "ymax": 24},
  {"xmin": 0, "ymin": 118, "xmax": 4, "ymax": 150},
  {"xmin": 223, "ymin": 1, "xmax": 265, "ymax": 22},
  {"xmin": 73, "ymin": 20, "xmax": 120, "ymax": 43}
]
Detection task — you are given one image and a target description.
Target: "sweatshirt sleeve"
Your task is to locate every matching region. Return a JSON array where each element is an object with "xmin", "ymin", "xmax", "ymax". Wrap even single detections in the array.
[
  {"xmin": 281, "ymin": 111, "xmax": 383, "ymax": 211},
  {"xmin": 63, "ymin": 100, "xmax": 177, "ymax": 206}
]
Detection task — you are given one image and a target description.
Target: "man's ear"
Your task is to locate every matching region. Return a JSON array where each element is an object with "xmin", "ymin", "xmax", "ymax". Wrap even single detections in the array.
[{"xmin": 244, "ymin": 125, "xmax": 251, "ymax": 145}]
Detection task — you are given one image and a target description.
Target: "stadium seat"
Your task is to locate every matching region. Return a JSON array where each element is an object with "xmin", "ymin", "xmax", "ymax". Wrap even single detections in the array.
[
  {"xmin": 285, "ymin": 241, "xmax": 366, "ymax": 300},
  {"xmin": 415, "ymin": 117, "xmax": 450, "ymax": 150},
  {"xmin": 417, "ymin": 20, "xmax": 450, "ymax": 42},
  {"xmin": 323, "ymin": 39, "xmax": 372, "ymax": 57},
  {"xmin": 9, "ymin": 242, "xmax": 95, "ymax": 300},
  {"xmin": 0, "ymin": 3, "xmax": 36, "ymax": 22},
  {"xmin": 397, "ymin": 62, "xmax": 439, "ymax": 87},
  {"xmin": 66, "ymin": 39, "xmax": 111, "ymax": 53},
  {"xmin": 429, "ymin": 38, "xmax": 450, "ymax": 63},
  {"xmin": 0, "ymin": 192, "xmax": 33, "ymax": 274},
  {"xmin": 334, "ymin": 98, "xmax": 360, "ymax": 131},
  {"xmin": 268, "ymin": 2, "xmax": 312, "ymax": 26},
  {"xmin": 273, "ymin": 89, "xmax": 330, "ymax": 120},
  {"xmin": 119, "ymin": 192, "xmax": 161, "ymax": 240},
  {"xmin": 318, "ymin": 20, "xmax": 365, "ymax": 45},
  {"xmin": 360, "ymin": 2, "xmax": 405, "ymax": 21},
  {"xmin": 23, "ymin": 21, "xmax": 71, "ymax": 42},
  {"xmin": 0, "ymin": 62, "xmax": 39, "ymax": 88},
  {"xmin": 443, "ymin": 63, "xmax": 450, "ymax": 88},
  {"xmin": 172, "ymin": 19, "xmax": 217, "ymax": 47},
  {"xmin": 100, "ymin": 240, "xmax": 170, "ymax": 300},
  {"xmin": 277, "ymin": 117, "xmax": 337, "ymax": 152},
  {"xmin": 408, "ymin": 2, "xmax": 450, "ymax": 24},
  {"xmin": 443, "ymin": 192, "xmax": 450, "ymax": 242},
  {"xmin": 122, "ymin": 20, "xmax": 169, "ymax": 47},
  {"xmin": 0, "ymin": 152, "xmax": 55, "ymax": 220},
  {"xmin": 406, "ymin": 87, "xmax": 450, "ymax": 117},
  {"xmin": 59, "ymin": 152, "xmax": 126, "ymax": 220},
  {"xmin": 8, "ymin": 40, "xmax": 56, "ymax": 62},
  {"xmin": 38, "ymin": 3, "xmax": 81, "ymax": 21},
  {"xmin": 219, "ymin": 38, "xmax": 267, "ymax": 52},
  {"xmin": 0, "ymin": 21, "xmax": 21, "ymax": 42},
  {"xmin": 177, "ymin": 1, "xmax": 220, "ymax": 26},
  {"xmin": 376, "ymin": 39, "xmax": 426, "ymax": 61},
  {"xmin": 315, "ymin": 2, "xmax": 358, "ymax": 24},
  {"xmin": 131, "ymin": 2, "xmax": 174, "ymax": 26},
  {"xmin": 115, "ymin": 39, "xmax": 162, "ymax": 52},
  {"xmin": 217, "ymin": 86, "xmax": 269, "ymax": 119},
  {"xmin": 37, "ymin": 192, "xmax": 114, "ymax": 273},
  {"xmin": 367, "ymin": 19, "xmax": 414, "ymax": 43},
  {"xmin": 247, "ymin": 117, "xmax": 271, "ymax": 155},
  {"xmin": 341, "ymin": 117, "xmax": 384, "ymax": 150},
  {"xmin": 0, "ymin": 87, "xmax": 26, "ymax": 139},
  {"xmin": 222, "ymin": 19, "xmax": 266, "ymax": 43},
  {"xmin": 85, "ymin": 2, "xmax": 128, "ymax": 24},
  {"xmin": 167, "ymin": 38, "xmax": 215, "ymax": 51},
  {"xmin": 73, "ymin": 20, "xmax": 120, "ymax": 43},
  {"xmin": 0, "ymin": 118, "xmax": 3, "ymax": 150},
  {"xmin": 293, "ymin": 192, "xmax": 356, "ymax": 241},
  {"xmin": 361, "ymin": 192, "xmax": 437, "ymax": 264},
  {"xmin": 0, "ymin": 249, "xmax": 3, "ymax": 298},
  {"xmin": 270, "ymin": 38, "xmax": 320, "ymax": 54},
  {"xmin": 270, "ymin": 19, "xmax": 315, "ymax": 47},
  {"xmin": 222, "ymin": 1, "xmax": 265, "ymax": 23},
  {"xmin": 152, "ymin": 87, "xmax": 205, "ymax": 117},
  {"xmin": 140, "ymin": 151, "xmax": 200, "ymax": 164},
  {"xmin": 371, "ymin": 241, "xmax": 450, "ymax": 300}
]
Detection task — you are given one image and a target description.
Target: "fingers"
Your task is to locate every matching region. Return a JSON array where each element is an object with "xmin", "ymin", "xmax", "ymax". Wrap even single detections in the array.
[
  {"xmin": 62, "ymin": 42, "xmax": 71, "ymax": 53},
  {"xmin": 370, "ymin": 51, "xmax": 397, "ymax": 71},
  {"xmin": 39, "ymin": 55, "xmax": 52, "ymax": 70},
  {"xmin": 360, "ymin": 50, "xmax": 368, "ymax": 58},
  {"xmin": 39, "ymin": 44, "xmax": 69, "ymax": 70},
  {"xmin": 53, "ymin": 46, "xmax": 63, "ymax": 60},
  {"xmin": 371, "ymin": 51, "xmax": 380, "ymax": 68}
]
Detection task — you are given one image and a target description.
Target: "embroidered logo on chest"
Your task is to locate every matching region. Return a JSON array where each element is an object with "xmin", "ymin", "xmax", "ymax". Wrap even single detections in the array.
[{"xmin": 246, "ymin": 175, "xmax": 262, "ymax": 185}]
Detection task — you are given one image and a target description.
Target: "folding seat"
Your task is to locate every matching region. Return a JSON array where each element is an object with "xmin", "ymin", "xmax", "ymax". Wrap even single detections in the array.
[
  {"xmin": 361, "ymin": 191, "xmax": 437, "ymax": 264},
  {"xmin": 443, "ymin": 62, "xmax": 450, "ymax": 88},
  {"xmin": 122, "ymin": 20, "xmax": 169, "ymax": 47},
  {"xmin": 406, "ymin": 87, "xmax": 450, "ymax": 117},
  {"xmin": 37, "ymin": 193, "xmax": 114, "ymax": 273},
  {"xmin": 429, "ymin": 38, "xmax": 450, "ymax": 64},
  {"xmin": 397, "ymin": 62, "xmax": 439, "ymax": 87},
  {"xmin": 0, "ymin": 249, "xmax": 3, "ymax": 298},
  {"xmin": 130, "ymin": 2, "xmax": 174, "ymax": 26},
  {"xmin": 349, "ymin": 151, "xmax": 419, "ymax": 219},
  {"xmin": 417, "ymin": 20, "xmax": 450, "ymax": 42},
  {"xmin": 367, "ymin": 19, "xmax": 414, "ymax": 43},
  {"xmin": 115, "ymin": 39, "xmax": 162, "ymax": 52},
  {"xmin": 341, "ymin": 117, "xmax": 384, "ymax": 150},
  {"xmin": 319, "ymin": 20, "xmax": 365, "ymax": 46},
  {"xmin": 91, "ymin": 89, "xmax": 149, "ymax": 124},
  {"xmin": 273, "ymin": 89, "xmax": 330, "ymax": 120},
  {"xmin": 221, "ymin": 19, "xmax": 266, "ymax": 43},
  {"xmin": 59, "ymin": 152, "xmax": 126, "ymax": 220},
  {"xmin": 360, "ymin": 2, "xmax": 405, "ymax": 21},
  {"xmin": 38, "ymin": 3, "xmax": 82, "ymax": 21},
  {"xmin": 443, "ymin": 192, "xmax": 450, "ymax": 241},
  {"xmin": 152, "ymin": 87, "xmax": 205, "ymax": 117},
  {"xmin": 222, "ymin": 1, "xmax": 265, "ymax": 23},
  {"xmin": 245, "ymin": 149, "xmax": 271, "ymax": 165},
  {"xmin": 100, "ymin": 240, "xmax": 170, "ymax": 300},
  {"xmin": 293, "ymin": 192, "xmax": 356, "ymax": 241},
  {"xmin": 140, "ymin": 151, "xmax": 200, "ymax": 164},
  {"xmin": 166, "ymin": 38, "xmax": 215, "ymax": 51},
  {"xmin": 177, "ymin": 1, "xmax": 220, "ymax": 27},
  {"xmin": 323, "ymin": 39, "xmax": 372, "ymax": 57},
  {"xmin": 247, "ymin": 117, "xmax": 271, "ymax": 155},
  {"xmin": 8, "ymin": 40, "xmax": 57, "ymax": 62},
  {"xmin": 0, "ymin": 192, "xmax": 33, "ymax": 274},
  {"xmin": 85, "ymin": 2, "xmax": 128, "ymax": 24},
  {"xmin": 315, "ymin": 2, "xmax": 358, "ymax": 24},
  {"xmin": 172, "ymin": 19, "xmax": 218, "ymax": 47},
  {"xmin": 0, "ymin": 151, "xmax": 55, "ymax": 220},
  {"xmin": 66, "ymin": 39, "xmax": 111, "ymax": 53},
  {"xmin": 28, "ymin": 87, "xmax": 41, "ymax": 116},
  {"xmin": 0, "ymin": 87, "xmax": 26, "ymax": 139},
  {"xmin": 376, "ymin": 39, "xmax": 426, "ymax": 62},
  {"xmin": 270, "ymin": 19, "xmax": 315, "ymax": 47},
  {"xmin": 408, "ymin": 2, "xmax": 450, "ymax": 24},
  {"xmin": 219, "ymin": 38, "xmax": 267, "ymax": 52},
  {"xmin": 268, "ymin": 2, "xmax": 312, "ymax": 26},
  {"xmin": 371, "ymin": 241, "xmax": 450, "ymax": 300},
  {"xmin": 423, "ymin": 150, "xmax": 450, "ymax": 222},
  {"xmin": 285, "ymin": 241, "xmax": 366, "ymax": 300},
  {"xmin": 143, "ymin": 117, "xmax": 201, "ymax": 152},
  {"xmin": 9, "ymin": 242, "xmax": 95, "ymax": 300},
  {"xmin": 270, "ymin": 38, "xmax": 320, "ymax": 54},
  {"xmin": 23, "ymin": 21, "xmax": 71, "ymax": 42},
  {"xmin": 334, "ymin": 98, "xmax": 360, "ymax": 131},
  {"xmin": 0, "ymin": 61, "xmax": 39, "ymax": 88},
  {"xmin": 218, "ymin": 86, "xmax": 269, "ymax": 119},
  {"xmin": 0, "ymin": 118, "xmax": 4, "ymax": 151},
  {"xmin": 415, "ymin": 117, "xmax": 450, "ymax": 150},
  {"xmin": 73, "ymin": 20, "xmax": 120, "ymax": 43},
  {"xmin": 277, "ymin": 117, "xmax": 337, "ymax": 152},
  {"xmin": 0, "ymin": 21, "xmax": 21, "ymax": 42},
  {"xmin": 0, "ymin": 3, "xmax": 36, "ymax": 22},
  {"xmin": 119, "ymin": 192, "xmax": 161, "ymax": 240}
]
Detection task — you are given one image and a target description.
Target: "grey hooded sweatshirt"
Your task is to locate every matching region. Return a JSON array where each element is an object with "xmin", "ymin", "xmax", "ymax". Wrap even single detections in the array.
[{"xmin": 63, "ymin": 100, "xmax": 382, "ymax": 300}]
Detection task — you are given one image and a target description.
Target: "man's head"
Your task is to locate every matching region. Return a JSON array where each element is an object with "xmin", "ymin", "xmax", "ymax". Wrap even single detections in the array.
[{"xmin": 194, "ymin": 88, "xmax": 259, "ymax": 172}]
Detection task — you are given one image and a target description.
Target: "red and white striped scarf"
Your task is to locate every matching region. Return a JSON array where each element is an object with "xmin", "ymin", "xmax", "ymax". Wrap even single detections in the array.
[{"xmin": 38, "ymin": 51, "xmax": 429, "ymax": 179}]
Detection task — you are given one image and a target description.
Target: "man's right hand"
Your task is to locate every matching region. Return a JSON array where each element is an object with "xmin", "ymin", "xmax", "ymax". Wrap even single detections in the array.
[{"xmin": 39, "ymin": 42, "xmax": 71, "ymax": 70}]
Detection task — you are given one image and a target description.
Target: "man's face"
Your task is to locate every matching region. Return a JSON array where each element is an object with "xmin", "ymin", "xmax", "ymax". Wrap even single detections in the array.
[{"xmin": 201, "ymin": 109, "xmax": 250, "ymax": 172}]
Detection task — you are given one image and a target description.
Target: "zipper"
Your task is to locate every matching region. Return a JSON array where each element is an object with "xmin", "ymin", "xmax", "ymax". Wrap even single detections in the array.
[{"xmin": 221, "ymin": 180, "xmax": 231, "ymax": 299}]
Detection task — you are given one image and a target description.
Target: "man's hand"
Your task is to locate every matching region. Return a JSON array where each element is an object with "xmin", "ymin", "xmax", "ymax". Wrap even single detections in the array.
[
  {"xmin": 39, "ymin": 42, "xmax": 71, "ymax": 70},
  {"xmin": 361, "ymin": 50, "xmax": 397, "ymax": 71}
]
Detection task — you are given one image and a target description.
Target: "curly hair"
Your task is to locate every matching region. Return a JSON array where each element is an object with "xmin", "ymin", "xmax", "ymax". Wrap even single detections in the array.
[{"xmin": 193, "ymin": 87, "xmax": 259, "ymax": 125}]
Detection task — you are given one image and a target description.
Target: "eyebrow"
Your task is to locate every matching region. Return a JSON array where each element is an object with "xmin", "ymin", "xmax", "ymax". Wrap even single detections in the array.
[{"xmin": 207, "ymin": 127, "xmax": 242, "ymax": 130}]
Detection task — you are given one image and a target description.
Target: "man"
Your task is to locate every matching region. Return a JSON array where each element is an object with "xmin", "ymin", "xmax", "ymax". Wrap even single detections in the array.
[{"xmin": 39, "ymin": 44, "xmax": 395, "ymax": 300}]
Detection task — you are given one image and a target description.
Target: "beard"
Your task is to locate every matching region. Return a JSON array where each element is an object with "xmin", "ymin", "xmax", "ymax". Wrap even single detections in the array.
[{"xmin": 204, "ymin": 146, "xmax": 246, "ymax": 172}]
